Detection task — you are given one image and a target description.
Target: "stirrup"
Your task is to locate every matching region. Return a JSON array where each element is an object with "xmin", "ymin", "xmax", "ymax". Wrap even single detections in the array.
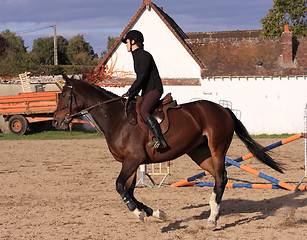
[
  {"xmin": 148, "ymin": 140, "xmax": 160, "ymax": 149},
  {"xmin": 148, "ymin": 138, "xmax": 167, "ymax": 149}
]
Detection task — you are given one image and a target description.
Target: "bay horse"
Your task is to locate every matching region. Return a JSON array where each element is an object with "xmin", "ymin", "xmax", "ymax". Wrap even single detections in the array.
[{"xmin": 53, "ymin": 75, "xmax": 283, "ymax": 229}]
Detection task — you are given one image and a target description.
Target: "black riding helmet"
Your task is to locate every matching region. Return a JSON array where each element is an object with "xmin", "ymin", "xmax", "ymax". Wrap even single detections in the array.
[{"xmin": 122, "ymin": 30, "xmax": 144, "ymax": 44}]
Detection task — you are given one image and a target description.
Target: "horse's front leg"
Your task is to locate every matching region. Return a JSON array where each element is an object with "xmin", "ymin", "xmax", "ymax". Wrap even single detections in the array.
[
  {"xmin": 116, "ymin": 163, "xmax": 146, "ymax": 221},
  {"xmin": 126, "ymin": 172, "xmax": 153, "ymax": 218},
  {"xmin": 116, "ymin": 162, "xmax": 167, "ymax": 222},
  {"xmin": 126, "ymin": 172, "xmax": 167, "ymax": 221}
]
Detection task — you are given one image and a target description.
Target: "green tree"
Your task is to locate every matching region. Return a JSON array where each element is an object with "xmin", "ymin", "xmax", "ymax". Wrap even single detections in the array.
[
  {"xmin": 67, "ymin": 34, "xmax": 96, "ymax": 65},
  {"xmin": 260, "ymin": 0, "xmax": 307, "ymax": 37},
  {"xmin": 57, "ymin": 36, "xmax": 69, "ymax": 64},
  {"xmin": 107, "ymin": 36, "xmax": 117, "ymax": 50},
  {"xmin": 73, "ymin": 52, "xmax": 98, "ymax": 66},
  {"xmin": 1, "ymin": 29, "xmax": 27, "ymax": 53},
  {"xmin": 31, "ymin": 36, "xmax": 68, "ymax": 65},
  {"xmin": 0, "ymin": 35, "xmax": 9, "ymax": 55},
  {"xmin": 0, "ymin": 30, "xmax": 29, "ymax": 75},
  {"xmin": 100, "ymin": 36, "xmax": 118, "ymax": 58},
  {"xmin": 32, "ymin": 37, "xmax": 54, "ymax": 65}
]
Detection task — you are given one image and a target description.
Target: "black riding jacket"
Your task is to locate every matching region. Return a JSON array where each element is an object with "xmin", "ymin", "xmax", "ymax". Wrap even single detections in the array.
[{"xmin": 128, "ymin": 48, "xmax": 163, "ymax": 97}]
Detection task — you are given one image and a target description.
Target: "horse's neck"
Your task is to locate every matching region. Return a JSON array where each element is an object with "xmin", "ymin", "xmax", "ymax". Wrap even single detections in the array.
[
  {"xmin": 82, "ymin": 87, "xmax": 114, "ymax": 108},
  {"xmin": 81, "ymin": 88, "xmax": 123, "ymax": 135}
]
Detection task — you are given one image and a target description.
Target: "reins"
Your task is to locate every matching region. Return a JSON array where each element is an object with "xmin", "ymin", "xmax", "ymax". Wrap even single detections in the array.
[{"xmin": 69, "ymin": 96, "xmax": 124, "ymax": 119}]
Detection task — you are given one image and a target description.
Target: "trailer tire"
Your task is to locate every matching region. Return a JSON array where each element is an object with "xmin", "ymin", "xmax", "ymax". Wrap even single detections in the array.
[{"xmin": 8, "ymin": 115, "xmax": 29, "ymax": 135}]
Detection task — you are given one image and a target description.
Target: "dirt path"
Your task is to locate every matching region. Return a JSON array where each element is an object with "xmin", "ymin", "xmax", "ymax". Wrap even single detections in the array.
[{"xmin": 0, "ymin": 138, "xmax": 306, "ymax": 239}]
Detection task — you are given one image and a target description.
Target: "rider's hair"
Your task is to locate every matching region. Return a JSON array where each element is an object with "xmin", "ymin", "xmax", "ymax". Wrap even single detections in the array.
[{"xmin": 136, "ymin": 42, "xmax": 144, "ymax": 49}]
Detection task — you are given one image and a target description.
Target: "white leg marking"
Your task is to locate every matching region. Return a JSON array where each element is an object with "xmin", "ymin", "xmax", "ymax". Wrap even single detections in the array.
[
  {"xmin": 133, "ymin": 209, "xmax": 146, "ymax": 222},
  {"xmin": 152, "ymin": 209, "xmax": 167, "ymax": 221},
  {"xmin": 207, "ymin": 192, "xmax": 220, "ymax": 229}
]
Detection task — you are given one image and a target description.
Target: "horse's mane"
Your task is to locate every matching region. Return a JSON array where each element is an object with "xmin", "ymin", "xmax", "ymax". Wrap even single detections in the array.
[{"xmin": 75, "ymin": 78, "xmax": 119, "ymax": 99}]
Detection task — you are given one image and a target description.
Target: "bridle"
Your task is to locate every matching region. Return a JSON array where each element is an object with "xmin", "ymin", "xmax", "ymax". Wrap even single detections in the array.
[{"xmin": 54, "ymin": 82, "xmax": 124, "ymax": 126}]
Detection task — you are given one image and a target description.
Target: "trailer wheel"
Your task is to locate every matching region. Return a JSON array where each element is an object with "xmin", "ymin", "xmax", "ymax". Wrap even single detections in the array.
[{"xmin": 8, "ymin": 115, "xmax": 29, "ymax": 135}]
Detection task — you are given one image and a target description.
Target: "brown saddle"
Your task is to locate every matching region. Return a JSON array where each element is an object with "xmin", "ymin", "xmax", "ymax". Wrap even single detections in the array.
[{"xmin": 136, "ymin": 93, "xmax": 181, "ymax": 134}]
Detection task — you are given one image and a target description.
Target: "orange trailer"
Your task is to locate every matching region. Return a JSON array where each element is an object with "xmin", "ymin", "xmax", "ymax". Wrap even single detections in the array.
[
  {"xmin": 0, "ymin": 91, "xmax": 90, "ymax": 135},
  {"xmin": 0, "ymin": 91, "xmax": 60, "ymax": 134}
]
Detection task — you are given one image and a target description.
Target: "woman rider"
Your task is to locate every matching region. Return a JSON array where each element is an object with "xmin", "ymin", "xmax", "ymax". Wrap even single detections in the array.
[{"xmin": 122, "ymin": 30, "xmax": 167, "ymax": 149}]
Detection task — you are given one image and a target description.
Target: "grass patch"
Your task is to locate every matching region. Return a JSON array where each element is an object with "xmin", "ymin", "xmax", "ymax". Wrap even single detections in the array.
[
  {"xmin": 0, "ymin": 131, "xmax": 297, "ymax": 140},
  {"xmin": 0, "ymin": 130, "xmax": 104, "ymax": 140},
  {"xmin": 233, "ymin": 133, "xmax": 295, "ymax": 139},
  {"xmin": 250, "ymin": 134, "xmax": 295, "ymax": 138}
]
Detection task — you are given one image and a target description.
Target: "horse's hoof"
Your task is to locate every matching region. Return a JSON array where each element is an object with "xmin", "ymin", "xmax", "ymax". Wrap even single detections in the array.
[
  {"xmin": 153, "ymin": 209, "xmax": 167, "ymax": 221},
  {"xmin": 206, "ymin": 220, "xmax": 217, "ymax": 230},
  {"xmin": 133, "ymin": 209, "xmax": 146, "ymax": 222}
]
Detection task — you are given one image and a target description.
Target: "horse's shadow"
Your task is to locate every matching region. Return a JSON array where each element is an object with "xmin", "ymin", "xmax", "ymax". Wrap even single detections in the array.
[{"xmin": 161, "ymin": 191, "xmax": 306, "ymax": 232}]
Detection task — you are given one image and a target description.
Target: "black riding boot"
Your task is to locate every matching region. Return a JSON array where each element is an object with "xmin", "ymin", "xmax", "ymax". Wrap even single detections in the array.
[{"xmin": 146, "ymin": 116, "xmax": 167, "ymax": 149}]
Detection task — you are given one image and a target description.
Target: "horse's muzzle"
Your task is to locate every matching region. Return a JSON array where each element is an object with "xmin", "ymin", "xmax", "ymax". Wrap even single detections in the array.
[{"xmin": 52, "ymin": 116, "xmax": 69, "ymax": 130}]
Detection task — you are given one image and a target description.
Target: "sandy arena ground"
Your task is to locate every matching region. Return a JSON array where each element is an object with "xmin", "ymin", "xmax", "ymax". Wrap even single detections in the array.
[{"xmin": 0, "ymin": 137, "xmax": 306, "ymax": 239}]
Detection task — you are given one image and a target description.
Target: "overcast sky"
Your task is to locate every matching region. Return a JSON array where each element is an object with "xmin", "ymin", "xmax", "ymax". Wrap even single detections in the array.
[{"xmin": 0, "ymin": 0, "xmax": 274, "ymax": 54}]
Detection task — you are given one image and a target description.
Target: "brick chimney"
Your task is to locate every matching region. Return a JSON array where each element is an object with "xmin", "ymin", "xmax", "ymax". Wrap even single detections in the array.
[
  {"xmin": 143, "ymin": 0, "xmax": 151, "ymax": 5},
  {"xmin": 281, "ymin": 25, "xmax": 293, "ymax": 64}
]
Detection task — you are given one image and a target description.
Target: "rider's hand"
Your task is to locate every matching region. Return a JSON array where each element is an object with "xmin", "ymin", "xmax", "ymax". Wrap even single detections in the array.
[{"xmin": 122, "ymin": 91, "xmax": 130, "ymax": 98}]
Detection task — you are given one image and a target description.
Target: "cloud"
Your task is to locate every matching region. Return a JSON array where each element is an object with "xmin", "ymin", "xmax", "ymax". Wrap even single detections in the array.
[{"xmin": 0, "ymin": 0, "xmax": 274, "ymax": 53}]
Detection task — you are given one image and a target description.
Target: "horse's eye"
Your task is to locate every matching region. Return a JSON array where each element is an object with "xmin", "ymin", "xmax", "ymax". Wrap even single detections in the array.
[{"xmin": 61, "ymin": 93, "xmax": 66, "ymax": 98}]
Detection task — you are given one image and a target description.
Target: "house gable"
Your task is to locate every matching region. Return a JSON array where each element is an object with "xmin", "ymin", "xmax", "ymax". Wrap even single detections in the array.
[{"xmin": 96, "ymin": 0, "xmax": 203, "ymax": 84}]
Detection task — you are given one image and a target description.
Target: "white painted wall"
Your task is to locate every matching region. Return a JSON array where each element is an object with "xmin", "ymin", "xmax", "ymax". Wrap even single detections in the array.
[
  {"xmin": 108, "ymin": 75, "xmax": 307, "ymax": 134},
  {"xmin": 201, "ymin": 76, "xmax": 307, "ymax": 134},
  {"xmin": 106, "ymin": 85, "xmax": 204, "ymax": 105},
  {"xmin": 106, "ymin": 6, "xmax": 200, "ymax": 79}
]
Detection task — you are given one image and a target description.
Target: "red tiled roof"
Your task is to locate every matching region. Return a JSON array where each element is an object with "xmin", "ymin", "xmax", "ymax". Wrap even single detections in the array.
[
  {"xmin": 187, "ymin": 30, "xmax": 262, "ymax": 40},
  {"xmin": 186, "ymin": 31, "xmax": 307, "ymax": 77}
]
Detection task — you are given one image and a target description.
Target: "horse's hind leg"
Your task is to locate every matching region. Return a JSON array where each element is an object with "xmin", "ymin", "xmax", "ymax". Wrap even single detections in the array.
[
  {"xmin": 206, "ymin": 140, "xmax": 230, "ymax": 229},
  {"xmin": 188, "ymin": 142, "xmax": 228, "ymax": 230},
  {"xmin": 207, "ymin": 164, "xmax": 227, "ymax": 229}
]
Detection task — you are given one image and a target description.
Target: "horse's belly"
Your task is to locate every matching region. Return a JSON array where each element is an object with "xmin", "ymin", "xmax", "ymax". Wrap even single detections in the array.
[{"xmin": 153, "ymin": 109, "xmax": 204, "ymax": 162}]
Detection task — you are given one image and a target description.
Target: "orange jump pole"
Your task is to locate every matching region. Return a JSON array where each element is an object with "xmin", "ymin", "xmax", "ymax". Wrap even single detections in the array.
[
  {"xmin": 225, "ymin": 158, "xmax": 306, "ymax": 191},
  {"xmin": 192, "ymin": 182, "xmax": 282, "ymax": 189},
  {"xmin": 172, "ymin": 133, "xmax": 306, "ymax": 190}
]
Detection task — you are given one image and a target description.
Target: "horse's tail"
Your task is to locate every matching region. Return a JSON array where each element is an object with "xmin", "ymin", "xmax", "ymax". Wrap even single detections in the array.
[{"xmin": 225, "ymin": 108, "xmax": 284, "ymax": 173}]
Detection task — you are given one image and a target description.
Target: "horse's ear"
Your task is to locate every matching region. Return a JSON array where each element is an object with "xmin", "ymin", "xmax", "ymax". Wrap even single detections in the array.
[{"xmin": 62, "ymin": 73, "xmax": 72, "ymax": 86}]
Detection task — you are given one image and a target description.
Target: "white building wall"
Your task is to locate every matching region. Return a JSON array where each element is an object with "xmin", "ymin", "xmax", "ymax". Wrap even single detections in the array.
[
  {"xmin": 106, "ymin": 7, "xmax": 200, "ymax": 79},
  {"xmin": 107, "ymin": 76, "xmax": 307, "ymax": 134},
  {"xmin": 106, "ymin": 85, "xmax": 204, "ymax": 105},
  {"xmin": 201, "ymin": 76, "xmax": 307, "ymax": 134}
]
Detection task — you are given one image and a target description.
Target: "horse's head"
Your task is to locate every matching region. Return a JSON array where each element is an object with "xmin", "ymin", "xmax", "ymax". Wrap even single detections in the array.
[{"xmin": 52, "ymin": 74, "xmax": 84, "ymax": 130}]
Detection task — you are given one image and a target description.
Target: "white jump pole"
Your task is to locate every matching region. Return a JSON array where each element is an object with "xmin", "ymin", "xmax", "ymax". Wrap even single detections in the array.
[{"xmin": 294, "ymin": 103, "xmax": 307, "ymax": 191}]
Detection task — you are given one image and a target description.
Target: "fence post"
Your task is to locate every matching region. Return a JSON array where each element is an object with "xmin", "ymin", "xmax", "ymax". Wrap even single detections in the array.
[
  {"xmin": 135, "ymin": 164, "xmax": 155, "ymax": 188},
  {"xmin": 295, "ymin": 103, "xmax": 307, "ymax": 191}
]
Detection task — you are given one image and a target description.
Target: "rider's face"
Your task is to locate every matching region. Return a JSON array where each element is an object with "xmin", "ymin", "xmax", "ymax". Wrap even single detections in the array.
[
  {"xmin": 126, "ymin": 39, "xmax": 136, "ymax": 52},
  {"xmin": 126, "ymin": 39, "xmax": 131, "ymax": 52}
]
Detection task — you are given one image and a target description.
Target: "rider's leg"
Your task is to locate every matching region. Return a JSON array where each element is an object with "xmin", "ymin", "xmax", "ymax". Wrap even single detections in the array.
[
  {"xmin": 145, "ymin": 116, "xmax": 167, "ymax": 149},
  {"xmin": 140, "ymin": 89, "xmax": 167, "ymax": 149}
]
